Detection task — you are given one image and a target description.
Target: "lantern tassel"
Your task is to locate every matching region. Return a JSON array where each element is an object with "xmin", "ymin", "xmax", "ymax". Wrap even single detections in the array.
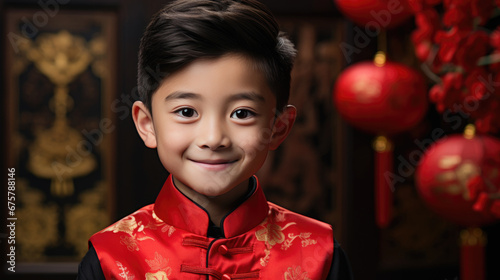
[
  {"xmin": 460, "ymin": 228, "xmax": 486, "ymax": 280},
  {"xmin": 374, "ymin": 135, "xmax": 393, "ymax": 228}
]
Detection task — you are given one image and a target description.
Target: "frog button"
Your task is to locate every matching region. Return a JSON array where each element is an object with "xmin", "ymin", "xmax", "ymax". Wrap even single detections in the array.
[{"xmin": 218, "ymin": 244, "xmax": 229, "ymax": 255}]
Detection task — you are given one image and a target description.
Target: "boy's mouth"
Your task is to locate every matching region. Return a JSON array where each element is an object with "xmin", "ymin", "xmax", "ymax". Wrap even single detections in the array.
[{"xmin": 189, "ymin": 159, "xmax": 238, "ymax": 171}]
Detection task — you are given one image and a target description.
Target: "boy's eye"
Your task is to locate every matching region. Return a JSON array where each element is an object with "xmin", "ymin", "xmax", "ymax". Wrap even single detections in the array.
[
  {"xmin": 231, "ymin": 109, "xmax": 256, "ymax": 119},
  {"xmin": 175, "ymin": 108, "xmax": 198, "ymax": 118}
]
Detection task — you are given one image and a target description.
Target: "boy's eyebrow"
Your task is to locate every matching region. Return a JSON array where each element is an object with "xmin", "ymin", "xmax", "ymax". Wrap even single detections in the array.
[
  {"xmin": 164, "ymin": 91, "xmax": 201, "ymax": 101},
  {"xmin": 165, "ymin": 91, "xmax": 266, "ymax": 103},
  {"xmin": 228, "ymin": 92, "xmax": 265, "ymax": 103}
]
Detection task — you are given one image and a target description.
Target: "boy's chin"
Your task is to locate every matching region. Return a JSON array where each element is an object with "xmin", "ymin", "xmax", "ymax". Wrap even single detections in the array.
[
  {"xmin": 196, "ymin": 185, "xmax": 237, "ymax": 198},
  {"xmin": 193, "ymin": 179, "xmax": 249, "ymax": 198}
]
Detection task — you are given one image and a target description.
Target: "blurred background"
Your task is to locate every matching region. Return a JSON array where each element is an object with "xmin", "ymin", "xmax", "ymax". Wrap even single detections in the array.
[{"xmin": 1, "ymin": 0, "xmax": 499, "ymax": 279}]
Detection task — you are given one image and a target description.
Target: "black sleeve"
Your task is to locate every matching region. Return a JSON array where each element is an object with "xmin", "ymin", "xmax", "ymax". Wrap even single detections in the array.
[
  {"xmin": 76, "ymin": 243, "xmax": 105, "ymax": 280},
  {"xmin": 327, "ymin": 239, "xmax": 354, "ymax": 280}
]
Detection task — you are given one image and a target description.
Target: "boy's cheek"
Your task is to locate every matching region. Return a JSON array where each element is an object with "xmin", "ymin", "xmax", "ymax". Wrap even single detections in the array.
[
  {"xmin": 156, "ymin": 131, "xmax": 191, "ymax": 156},
  {"xmin": 237, "ymin": 134, "xmax": 271, "ymax": 161},
  {"xmin": 246, "ymin": 125, "xmax": 274, "ymax": 149},
  {"xmin": 157, "ymin": 124, "xmax": 190, "ymax": 142}
]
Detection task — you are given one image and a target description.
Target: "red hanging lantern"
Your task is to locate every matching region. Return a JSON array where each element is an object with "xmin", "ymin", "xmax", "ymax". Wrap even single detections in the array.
[
  {"xmin": 333, "ymin": 54, "xmax": 428, "ymax": 227},
  {"xmin": 415, "ymin": 126, "xmax": 500, "ymax": 280},
  {"xmin": 334, "ymin": 0, "xmax": 414, "ymax": 29},
  {"xmin": 415, "ymin": 131, "xmax": 500, "ymax": 226},
  {"xmin": 334, "ymin": 58, "xmax": 428, "ymax": 135}
]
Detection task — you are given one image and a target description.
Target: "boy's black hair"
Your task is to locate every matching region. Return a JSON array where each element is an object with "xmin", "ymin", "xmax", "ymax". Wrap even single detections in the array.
[{"xmin": 137, "ymin": 0, "xmax": 296, "ymax": 113}]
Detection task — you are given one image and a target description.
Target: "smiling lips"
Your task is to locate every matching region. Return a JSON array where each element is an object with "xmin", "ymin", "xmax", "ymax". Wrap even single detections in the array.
[{"xmin": 189, "ymin": 159, "xmax": 238, "ymax": 171}]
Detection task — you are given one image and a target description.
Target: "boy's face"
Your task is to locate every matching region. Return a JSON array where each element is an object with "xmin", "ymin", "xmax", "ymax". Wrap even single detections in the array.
[{"xmin": 133, "ymin": 55, "xmax": 295, "ymax": 199}]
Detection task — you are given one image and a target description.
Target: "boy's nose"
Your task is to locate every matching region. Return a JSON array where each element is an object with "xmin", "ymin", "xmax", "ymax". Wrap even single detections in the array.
[{"xmin": 197, "ymin": 118, "xmax": 231, "ymax": 150}]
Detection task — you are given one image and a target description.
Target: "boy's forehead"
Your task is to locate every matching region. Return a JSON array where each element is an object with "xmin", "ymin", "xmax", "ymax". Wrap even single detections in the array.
[{"xmin": 153, "ymin": 54, "xmax": 277, "ymax": 105}]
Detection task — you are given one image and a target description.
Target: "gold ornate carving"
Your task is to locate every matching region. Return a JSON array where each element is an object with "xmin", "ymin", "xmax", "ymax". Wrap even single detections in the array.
[
  {"xmin": 6, "ymin": 10, "xmax": 116, "ymax": 265},
  {"xmin": 65, "ymin": 181, "xmax": 110, "ymax": 257},
  {"xmin": 28, "ymin": 127, "xmax": 96, "ymax": 196},
  {"xmin": 18, "ymin": 30, "xmax": 106, "ymax": 197},
  {"xmin": 15, "ymin": 179, "xmax": 59, "ymax": 261}
]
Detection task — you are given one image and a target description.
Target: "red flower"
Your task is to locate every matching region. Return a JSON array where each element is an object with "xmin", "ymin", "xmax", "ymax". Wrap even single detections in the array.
[
  {"xmin": 412, "ymin": 0, "xmax": 500, "ymax": 134},
  {"xmin": 414, "ymin": 41, "xmax": 433, "ymax": 61},
  {"xmin": 435, "ymin": 27, "xmax": 469, "ymax": 63},
  {"xmin": 471, "ymin": 0, "xmax": 495, "ymax": 25},
  {"xmin": 464, "ymin": 68, "xmax": 489, "ymax": 100},
  {"xmin": 412, "ymin": 9, "xmax": 441, "ymax": 43},
  {"xmin": 443, "ymin": 4, "xmax": 472, "ymax": 28},
  {"xmin": 412, "ymin": 8, "xmax": 441, "ymax": 61},
  {"xmin": 492, "ymin": 72, "xmax": 500, "ymax": 97},
  {"xmin": 467, "ymin": 175, "xmax": 485, "ymax": 201},
  {"xmin": 491, "ymin": 201, "xmax": 500, "ymax": 218},
  {"xmin": 426, "ymin": 0, "xmax": 443, "ymax": 5},
  {"xmin": 430, "ymin": 72, "xmax": 463, "ymax": 112},
  {"xmin": 489, "ymin": 53, "xmax": 500, "ymax": 72},
  {"xmin": 490, "ymin": 27, "xmax": 500, "ymax": 50},
  {"xmin": 443, "ymin": 0, "xmax": 470, "ymax": 9},
  {"xmin": 475, "ymin": 113, "xmax": 498, "ymax": 133},
  {"xmin": 408, "ymin": 0, "xmax": 443, "ymax": 12},
  {"xmin": 407, "ymin": 0, "xmax": 423, "ymax": 13},
  {"xmin": 455, "ymin": 31, "xmax": 490, "ymax": 71},
  {"xmin": 443, "ymin": 72, "xmax": 463, "ymax": 106},
  {"xmin": 429, "ymin": 84, "xmax": 444, "ymax": 104}
]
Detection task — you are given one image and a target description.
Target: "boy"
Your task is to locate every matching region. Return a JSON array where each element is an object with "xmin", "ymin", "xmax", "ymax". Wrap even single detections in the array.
[{"xmin": 78, "ymin": 0, "xmax": 352, "ymax": 279}]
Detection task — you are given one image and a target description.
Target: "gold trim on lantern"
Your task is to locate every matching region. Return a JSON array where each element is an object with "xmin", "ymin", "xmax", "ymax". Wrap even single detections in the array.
[
  {"xmin": 374, "ymin": 51, "xmax": 386, "ymax": 67},
  {"xmin": 373, "ymin": 135, "xmax": 393, "ymax": 152},
  {"xmin": 464, "ymin": 124, "xmax": 476, "ymax": 139},
  {"xmin": 460, "ymin": 227, "xmax": 487, "ymax": 246}
]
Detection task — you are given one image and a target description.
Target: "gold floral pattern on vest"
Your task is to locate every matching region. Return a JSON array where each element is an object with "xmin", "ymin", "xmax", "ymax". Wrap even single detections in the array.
[
  {"xmin": 145, "ymin": 252, "xmax": 171, "ymax": 280},
  {"xmin": 150, "ymin": 211, "xmax": 176, "ymax": 236},
  {"xmin": 255, "ymin": 208, "xmax": 317, "ymax": 266},
  {"xmin": 284, "ymin": 266, "xmax": 312, "ymax": 280},
  {"xmin": 282, "ymin": 232, "xmax": 317, "ymax": 250},
  {"xmin": 116, "ymin": 261, "xmax": 136, "ymax": 280},
  {"xmin": 102, "ymin": 211, "xmax": 174, "ymax": 252},
  {"xmin": 120, "ymin": 235, "xmax": 139, "ymax": 251}
]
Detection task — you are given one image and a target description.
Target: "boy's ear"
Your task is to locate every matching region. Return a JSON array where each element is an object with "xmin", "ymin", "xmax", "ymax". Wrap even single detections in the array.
[
  {"xmin": 132, "ymin": 101, "xmax": 157, "ymax": 148},
  {"xmin": 269, "ymin": 105, "xmax": 296, "ymax": 150}
]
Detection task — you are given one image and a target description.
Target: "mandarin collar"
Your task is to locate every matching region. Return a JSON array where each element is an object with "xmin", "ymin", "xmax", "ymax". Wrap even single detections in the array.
[{"xmin": 153, "ymin": 175, "xmax": 269, "ymax": 238}]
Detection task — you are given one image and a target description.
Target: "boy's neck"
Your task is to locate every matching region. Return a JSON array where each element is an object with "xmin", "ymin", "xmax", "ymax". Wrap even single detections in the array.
[{"xmin": 173, "ymin": 177, "xmax": 252, "ymax": 227}]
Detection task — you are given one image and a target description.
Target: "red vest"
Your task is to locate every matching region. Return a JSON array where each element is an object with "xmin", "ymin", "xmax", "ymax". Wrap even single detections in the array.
[{"xmin": 90, "ymin": 175, "xmax": 334, "ymax": 280}]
